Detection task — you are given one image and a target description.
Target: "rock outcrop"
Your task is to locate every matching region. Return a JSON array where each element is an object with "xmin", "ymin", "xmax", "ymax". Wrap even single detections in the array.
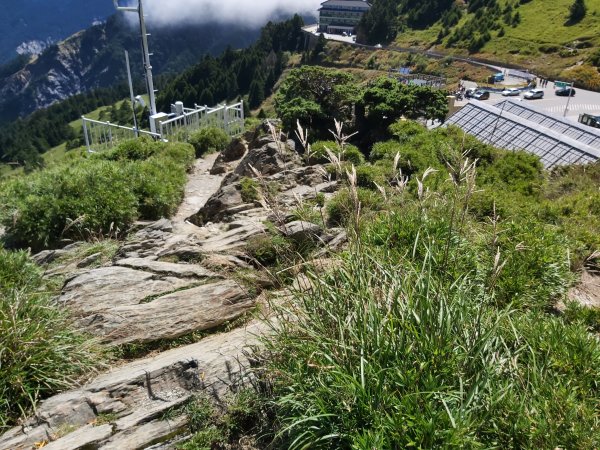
[{"xmin": 1, "ymin": 124, "xmax": 346, "ymax": 449}]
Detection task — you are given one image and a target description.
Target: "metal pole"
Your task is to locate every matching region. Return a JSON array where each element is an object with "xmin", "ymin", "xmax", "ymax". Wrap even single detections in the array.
[
  {"xmin": 563, "ymin": 82, "xmax": 574, "ymax": 118},
  {"xmin": 114, "ymin": 0, "xmax": 157, "ymax": 117},
  {"xmin": 124, "ymin": 51, "xmax": 139, "ymax": 137},
  {"xmin": 82, "ymin": 117, "xmax": 91, "ymax": 153},
  {"xmin": 138, "ymin": 0, "xmax": 157, "ymax": 116}
]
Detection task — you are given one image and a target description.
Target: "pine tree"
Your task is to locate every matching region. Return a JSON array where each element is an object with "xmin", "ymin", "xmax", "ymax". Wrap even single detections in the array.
[{"xmin": 568, "ymin": 0, "xmax": 586, "ymax": 23}]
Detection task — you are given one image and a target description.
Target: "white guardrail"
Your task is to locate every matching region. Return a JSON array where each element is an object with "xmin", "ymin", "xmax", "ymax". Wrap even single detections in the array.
[{"xmin": 82, "ymin": 101, "xmax": 244, "ymax": 153}]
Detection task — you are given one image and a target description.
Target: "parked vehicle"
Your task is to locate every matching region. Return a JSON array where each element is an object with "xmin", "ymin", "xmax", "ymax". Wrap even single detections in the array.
[
  {"xmin": 556, "ymin": 87, "xmax": 576, "ymax": 97},
  {"xmin": 524, "ymin": 89, "xmax": 544, "ymax": 99},
  {"xmin": 473, "ymin": 90, "xmax": 490, "ymax": 100},
  {"xmin": 579, "ymin": 113, "xmax": 600, "ymax": 129},
  {"xmin": 465, "ymin": 87, "xmax": 477, "ymax": 98},
  {"xmin": 489, "ymin": 72, "xmax": 505, "ymax": 83},
  {"xmin": 501, "ymin": 88, "xmax": 520, "ymax": 97}
]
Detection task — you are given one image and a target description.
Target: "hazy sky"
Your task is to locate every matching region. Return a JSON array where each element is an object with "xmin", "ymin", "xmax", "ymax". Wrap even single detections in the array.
[{"xmin": 139, "ymin": 0, "xmax": 321, "ymax": 27}]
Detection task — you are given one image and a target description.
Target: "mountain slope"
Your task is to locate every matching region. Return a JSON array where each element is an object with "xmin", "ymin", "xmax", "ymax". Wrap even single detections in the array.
[
  {"xmin": 0, "ymin": 14, "xmax": 261, "ymax": 124},
  {"xmin": 361, "ymin": 0, "xmax": 600, "ymax": 84},
  {"xmin": 0, "ymin": 0, "xmax": 114, "ymax": 65}
]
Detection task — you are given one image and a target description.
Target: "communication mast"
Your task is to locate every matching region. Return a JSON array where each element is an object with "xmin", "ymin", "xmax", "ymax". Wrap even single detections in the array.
[{"xmin": 113, "ymin": 0, "xmax": 157, "ymax": 118}]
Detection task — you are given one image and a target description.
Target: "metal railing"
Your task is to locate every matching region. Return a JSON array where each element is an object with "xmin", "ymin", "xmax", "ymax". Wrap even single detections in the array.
[
  {"xmin": 82, "ymin": 118, "xmax": 161, "ymax": 153},
  {"xmin": 158, "ymin": 101, "xmax": 245, "ymax": 141},
  {"xmin": 82, "ymin": 101, "xmax": 245, "ymax": 153}
]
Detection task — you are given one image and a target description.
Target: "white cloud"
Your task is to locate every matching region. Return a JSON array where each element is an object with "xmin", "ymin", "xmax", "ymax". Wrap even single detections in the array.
[{"xmin": 132, "ymin": 0, "xmax": 320, "ymax": 28}]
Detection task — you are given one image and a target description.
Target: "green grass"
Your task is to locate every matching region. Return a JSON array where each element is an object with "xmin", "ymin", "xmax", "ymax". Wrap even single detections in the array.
[
  {"xmin": 256, "ymin": 169, "xmax": 599, "ymax": 449},
  {"xmin": 242, "ymin": 120, "xmax": 600, "ymax": 448},
  {"xmin": 0, "ymin": 138, "xmax": 194, "ymax": 251},
  {"xmin": 394, "ymin": 0, "xmax": 600, "ymax": 75},
  {"xmin": 0, "ymin": 249, "xmax": 102, "ymax": 430}
]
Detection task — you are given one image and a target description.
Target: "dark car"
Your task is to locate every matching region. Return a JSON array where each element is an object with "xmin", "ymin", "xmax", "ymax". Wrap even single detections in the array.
[
  {"xmin": 473, "ymin": 90, "xmax": 490, "ymax": 100},
  {"xmin": 556, "ymin": 87, "xmax": 576, "ymax": 97},
  {"xmin": 465, "ymin": 87, "xmax": 477, "ymax": 98}
]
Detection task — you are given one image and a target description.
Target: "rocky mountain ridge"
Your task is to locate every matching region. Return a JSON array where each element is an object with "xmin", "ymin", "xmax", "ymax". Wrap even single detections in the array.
[
  {"xmin": 0, "ymin": 123, "xmax": 346, "ymax": 450},
  {"xmin": 0, "ymin": 14, "xmax": 260, "ymax": 124}
]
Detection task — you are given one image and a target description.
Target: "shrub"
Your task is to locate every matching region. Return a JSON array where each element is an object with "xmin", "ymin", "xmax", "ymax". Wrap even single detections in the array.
[
  {"xmin": 388, "ymin": 119, "xmax": 427, "ymax": 143},
  {"xmin": 478, "ymin": 151, "xmax": 544, "ymax": 196},
  {"xmin": 188, "ymin": 127, "xmax": 231, "ymax": 157},
  {"xmin": 326, "ymin": 188, "xmax": 384, "ymax": 226},
  {"xmin": 99, "ymin": 137, "xmax": 156, "ymax": 161},
  {"xmin": 310, "ymin": 141, "xmax": 364, "ymax": 166},
  {"xmin": 245, "ymin": 232, "xmax": 292, "ymax": 266},
  {"xmin": 355, "ymin": 163, "xmax": 392, "ymax": 189},
  {"xmin": 0, "ymin": 249, "xmax": 100, "ymax": 430},
  {"xmin": 239, "ymin": 177, "xmax": 260, "ymax": 203},
  {"xmin": 0, "ymin": 139, "xmax": 193, "ymax": 250},
  {"xmin": 0, "ymin": 160, "xmax": 139, "ymax": 250}
]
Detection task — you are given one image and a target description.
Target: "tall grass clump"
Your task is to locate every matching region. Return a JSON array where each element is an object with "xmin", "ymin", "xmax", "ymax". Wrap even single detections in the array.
[
  {"xmin": 0, "ymin": 249, "xmax": 100, "ymax": 430},
  {"xmin": 258, "ymin": 152, "xmax": 599, "ymax": 448},
  {"xmin": 0, "ymin": 139, "xmax": 194, "ymax": 251}
]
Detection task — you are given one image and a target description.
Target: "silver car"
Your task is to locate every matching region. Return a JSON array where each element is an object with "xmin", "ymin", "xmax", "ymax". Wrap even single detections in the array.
[
  {"xmin": 502, "ymin": 88, "xmax": 520, "ymax": 96},
  {"xmin": 524, "ymin": 89, "xmax": 544, "ymax": 99}
]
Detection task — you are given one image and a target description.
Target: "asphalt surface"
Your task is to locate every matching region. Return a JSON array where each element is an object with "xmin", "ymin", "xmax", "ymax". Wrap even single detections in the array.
[{"xmin": 460, "ymin": 80, "xmax": 600, "ymax": 120}]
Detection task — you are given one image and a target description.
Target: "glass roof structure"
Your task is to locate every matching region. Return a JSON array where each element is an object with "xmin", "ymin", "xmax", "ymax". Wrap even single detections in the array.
[{"xmin": 446, "ymin": 100, "xmax": 600, "ymax": 168}]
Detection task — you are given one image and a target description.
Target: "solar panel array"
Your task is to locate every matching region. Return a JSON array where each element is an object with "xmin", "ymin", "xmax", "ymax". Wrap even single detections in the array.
[
  {"xmin": 494, "ymin": 100, "xmax": 600, "ymax": 148},
  {"xmin": 446, "ymin": 100, "xmax": 600, "ymax": 168}
]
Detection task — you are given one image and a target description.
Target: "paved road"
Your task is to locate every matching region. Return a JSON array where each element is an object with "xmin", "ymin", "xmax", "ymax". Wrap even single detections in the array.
[{"xmin": 459, "ymin": 81, "xmax": 600, "ymax": 120}]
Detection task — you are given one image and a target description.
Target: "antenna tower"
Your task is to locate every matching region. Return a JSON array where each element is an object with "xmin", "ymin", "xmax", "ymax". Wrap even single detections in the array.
[{"xmin": 113, "ymin": 0, "xmax": 157, "ymax": 117}]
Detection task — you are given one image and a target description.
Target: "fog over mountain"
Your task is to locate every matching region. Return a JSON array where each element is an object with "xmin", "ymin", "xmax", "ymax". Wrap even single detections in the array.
[{"xmin": 139, "ymin": 0, "xmax": 320, "ymax": 27}]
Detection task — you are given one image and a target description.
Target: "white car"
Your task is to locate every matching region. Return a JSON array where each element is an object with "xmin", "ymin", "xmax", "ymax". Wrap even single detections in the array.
[
  {"xmin": 523, "ymin": 89, "xmax": 544, "ymax": 100},
  {"xmin": 502, "ymin": 88, "xmax": 520, "ymax": 96},
  {"xmin": 374, "ymin": 43, "xmax": 383, "ymax": 48}
]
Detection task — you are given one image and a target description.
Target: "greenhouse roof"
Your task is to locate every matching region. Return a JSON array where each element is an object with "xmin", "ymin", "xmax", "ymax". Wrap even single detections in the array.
[{"xmin": 446, "ymin": 100, "xmax": 600, "ymax": 168}]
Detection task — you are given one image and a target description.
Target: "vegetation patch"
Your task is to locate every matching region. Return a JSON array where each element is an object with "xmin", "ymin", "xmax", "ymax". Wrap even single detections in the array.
[
  {"xmin": 0, "ymin": 249, "xmax": 101, "ymax": 430},
  {"xmin": 0, "ymin": 139, "xmax": 194, "ymax": 251}
]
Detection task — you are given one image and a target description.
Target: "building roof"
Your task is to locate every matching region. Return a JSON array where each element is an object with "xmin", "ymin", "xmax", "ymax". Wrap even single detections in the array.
[
  {"xmin": 446, "ymin": 100, "xmax": 600, "ymax": 168},
  {"xmin": 320, "ymin": 0, "xmax": 371, "ymax": 9},
  {"xmin": 494, "ymin": 99, "xmax": 600, "ymax": 148}
]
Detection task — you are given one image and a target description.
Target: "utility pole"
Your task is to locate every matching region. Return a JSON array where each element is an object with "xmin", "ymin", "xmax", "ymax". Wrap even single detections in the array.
[
  {"xmin": 563, "ymin": 81, "xmax": 575, "ymax": 118},
  {"xmin": 114, "ymin": 0, "xmax": 157, "ymax": 117},
  {"xmin": 124, "ymin": 51, "xmax": 139, "ymax": 137}
]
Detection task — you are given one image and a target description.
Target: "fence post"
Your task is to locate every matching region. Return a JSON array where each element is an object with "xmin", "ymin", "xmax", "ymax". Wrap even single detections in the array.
[{"xmin": 82, "ymin": 117, "xmax": 92, "ymax": 153}]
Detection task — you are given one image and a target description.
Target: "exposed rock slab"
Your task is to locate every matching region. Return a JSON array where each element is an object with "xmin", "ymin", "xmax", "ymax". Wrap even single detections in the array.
[
  {"xmin": 83, "ymin": 279, "xmax": 255, "ymax": 345},
  {"xmin": 100, "ymin": 416, "xmax": 188, "ymax": 449},
  {"xmin": 0, "ymin": 322, "xmax": 266, "ymax": 450},
  {"xmin": 199, "ymin": 221, "xmax": 267, "ymax": 253},
  {"xmin": 115, "ymin": 258, "xmax": 218, "ymax": 279},
  {"xmin": 43, "ymin": 424, "xmax": 113, "ymax": 450},
  {"xmin": 60, "ymin": 266, "xmax": 199, "ymax": 315}
]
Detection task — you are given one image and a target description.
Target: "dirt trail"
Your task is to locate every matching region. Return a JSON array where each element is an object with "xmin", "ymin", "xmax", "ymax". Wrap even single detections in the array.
[{"xmin": 172, "ymin": 153, "xmax": 222, "ymax": 234}]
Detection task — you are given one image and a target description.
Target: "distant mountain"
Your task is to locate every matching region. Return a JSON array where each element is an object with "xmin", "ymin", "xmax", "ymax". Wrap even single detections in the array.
[
  {"xmin": 0, "ymin": 14, "xmax": 261, "ymax": 124},
  {"xmin": 0, "ymin": 0, "xmax": 114, "ymax": 65}
]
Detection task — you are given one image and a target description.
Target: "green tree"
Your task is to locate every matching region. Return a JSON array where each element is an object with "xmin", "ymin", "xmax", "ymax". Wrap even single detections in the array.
[
  {"xmin": 568, "ymin": 0, "xmax": 586, "ymax": 23},
  {"xmin": 274, "ymin": 66, "xmax": 360, "ymax": 134},
  {"xmin": 248, "ymin": 78, "xmax": 266, "ymax": 109}
]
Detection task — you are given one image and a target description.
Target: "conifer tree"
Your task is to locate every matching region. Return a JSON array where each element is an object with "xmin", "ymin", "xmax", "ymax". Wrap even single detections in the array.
[{"xmin": 568, "ymin": 0, "xmax": 586, "ymax": 23}]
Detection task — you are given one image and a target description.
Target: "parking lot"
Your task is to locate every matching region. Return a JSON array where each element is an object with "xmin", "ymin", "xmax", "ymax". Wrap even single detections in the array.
[{"xmin": 459, "ymin": 80, "xmax": 600, "ymax": 121}]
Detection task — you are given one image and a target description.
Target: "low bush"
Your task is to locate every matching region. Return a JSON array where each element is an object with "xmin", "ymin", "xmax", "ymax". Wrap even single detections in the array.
[
  {"xmin": 188, "ymin": 127, "xmax": 230, "ymax": 157},
  {"xmin": 245, "ymin": 232, "xmax": 292, "ymax": 266},
  {"xmin": 0, "ymin": 139, "xmax": 194, "ymax": 250},
  {"xmin": 259, "ymin": 161, "xmax": 598, "ymax": 448},
  {"xmin": 310, "ymin": 140, "xmax": 364, "ymax": 166},
  {"xmin": 0, "ymin": 249, "xmax": 100, "ymax": 430},
  {"xmin": 239, "ymin": 177, "xmax": 260, "ymax": 203},
  {"xmin": 354, "ymin": 163, "xmax": 393, "ymax": 189},
  {"xmin": 326, "ymin": 188, "xmax": 384, "ymax": 227}
]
